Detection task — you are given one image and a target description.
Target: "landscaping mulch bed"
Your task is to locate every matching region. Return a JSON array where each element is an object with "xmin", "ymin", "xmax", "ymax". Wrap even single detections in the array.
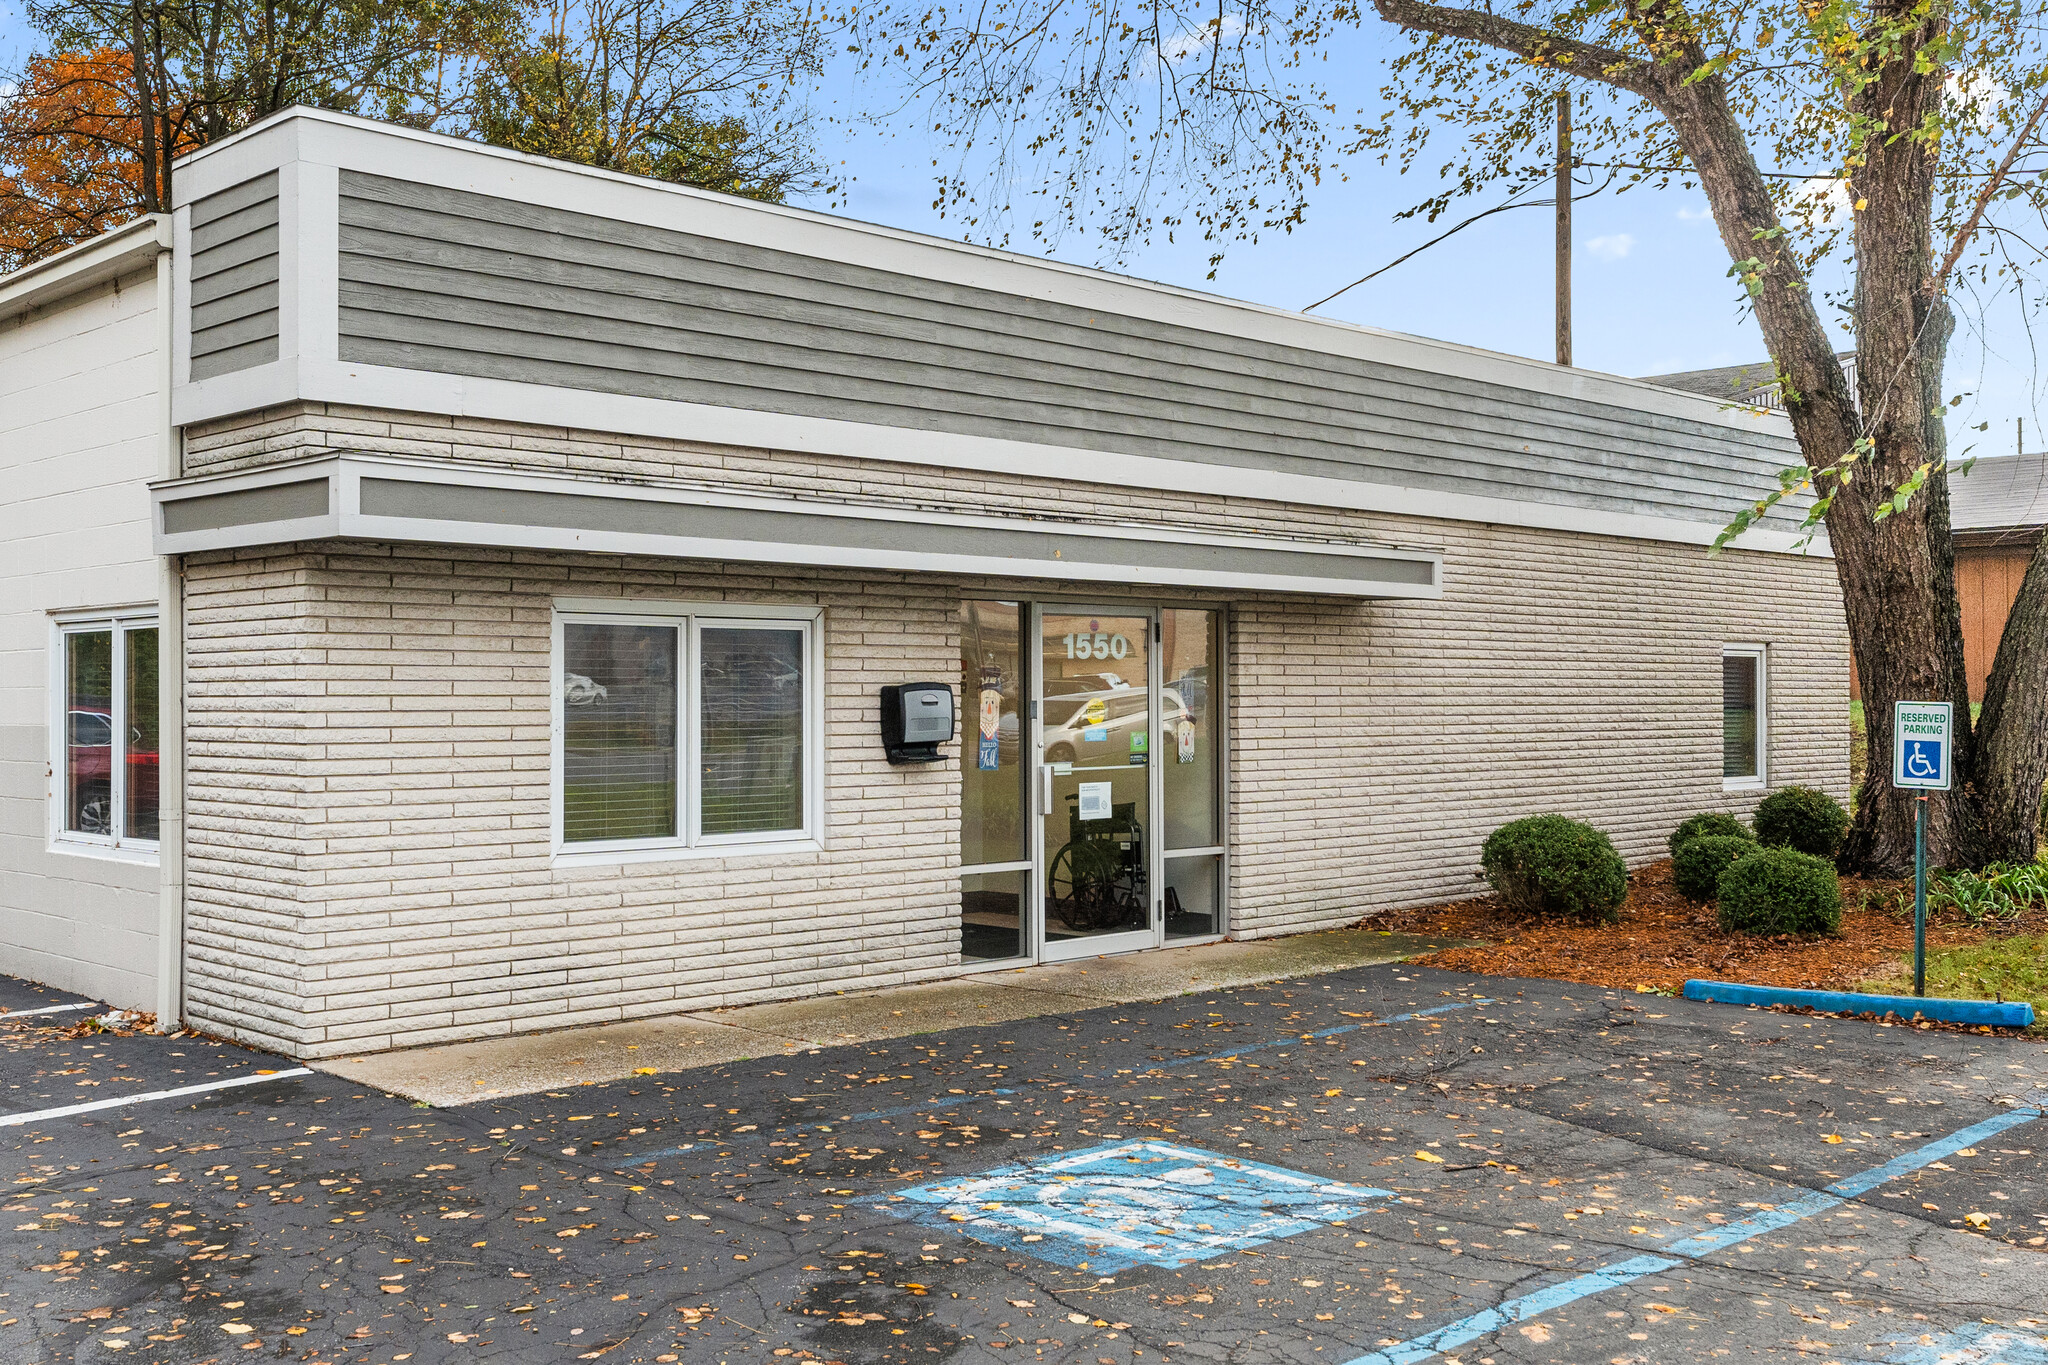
[{"xmin": 1374, "ymin": 857, "xmax": 2048, "ymax": 996}]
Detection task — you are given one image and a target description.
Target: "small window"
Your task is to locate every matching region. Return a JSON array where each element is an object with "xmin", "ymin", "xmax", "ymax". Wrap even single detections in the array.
[
  {"xmin": 1722, "ymin": 645, "xmax": 1765, "ymax": 787},
  {"xmin": 553, "ymin": 604, "xmax": 819, "ymax": 858},
  {"xmin": 53, "ymin": 613, "xmax": 160, "ymax": 854}
]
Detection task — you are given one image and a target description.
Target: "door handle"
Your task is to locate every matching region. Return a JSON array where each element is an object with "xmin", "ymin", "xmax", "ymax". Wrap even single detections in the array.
[{"xmin": 1041, "ymin": 763, "xmax": 1054, "ymax": 816}]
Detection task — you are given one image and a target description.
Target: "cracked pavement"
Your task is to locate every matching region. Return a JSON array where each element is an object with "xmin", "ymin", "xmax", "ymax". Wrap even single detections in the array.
[{"xmin": 2, "ymin": 964, "xmax": 2045, "ymax": 1365}]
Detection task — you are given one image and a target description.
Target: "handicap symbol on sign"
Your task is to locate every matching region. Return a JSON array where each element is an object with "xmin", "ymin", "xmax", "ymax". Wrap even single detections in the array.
[{"xmin": 1905, "ymin": 742, "xmax": 1941, "ymax": 780}]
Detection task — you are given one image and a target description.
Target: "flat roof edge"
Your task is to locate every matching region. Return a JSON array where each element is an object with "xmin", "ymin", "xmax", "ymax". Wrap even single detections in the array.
[
  {"xmin": 175, "ymin": 108, "xmax": 1788, "ymax": 438},
  {"xmin": 0, "ymin": 216, "xmax": 171, "ymax": 325}
]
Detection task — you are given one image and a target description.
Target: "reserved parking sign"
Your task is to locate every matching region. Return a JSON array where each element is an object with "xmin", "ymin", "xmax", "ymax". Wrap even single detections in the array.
[{"xmin": 1893, "ymin": 701, "xmax": 1954, "ymax": 791}]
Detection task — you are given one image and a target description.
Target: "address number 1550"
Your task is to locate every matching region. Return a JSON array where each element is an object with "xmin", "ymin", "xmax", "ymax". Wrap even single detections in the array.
[{"xmin": 1062, "ymin": 632, "xmax": 1131, "ymax": 661}]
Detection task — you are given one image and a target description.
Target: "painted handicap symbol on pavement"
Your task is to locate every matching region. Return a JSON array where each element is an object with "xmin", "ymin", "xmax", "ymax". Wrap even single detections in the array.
[
  {"xmin": 883, "ymin": 1139, "xmax": 1392, "ymax": 1271},
  {"xmin": 1880, "ymin": 1322, "xmax": 2048, "ymax": 1364}
]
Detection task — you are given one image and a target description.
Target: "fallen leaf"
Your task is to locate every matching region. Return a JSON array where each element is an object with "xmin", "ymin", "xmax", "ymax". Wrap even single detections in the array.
[
  {"xmin": 221, "ymin": 1324, "xmax": 253, "ymax": 1335},
  {"xmin": 1413, "ymin": 1151, "xmax": 1444, "ymax": 1164},
  {"xmin": 1823, "ymin": 1135, "xmax": 1844, "ymax": 1144}
]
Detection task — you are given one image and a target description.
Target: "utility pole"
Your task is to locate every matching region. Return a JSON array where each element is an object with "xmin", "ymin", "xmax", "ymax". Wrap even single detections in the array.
[{"xmin": 1555, "ymin": 92, "xmax": 1572, "ymax": 368}]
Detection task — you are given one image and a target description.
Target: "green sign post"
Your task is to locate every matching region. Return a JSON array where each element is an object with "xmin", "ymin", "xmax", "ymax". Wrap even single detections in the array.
[{"xmin": 1892, "ymin": 701, "xmax": 1953, "ymax": 997}]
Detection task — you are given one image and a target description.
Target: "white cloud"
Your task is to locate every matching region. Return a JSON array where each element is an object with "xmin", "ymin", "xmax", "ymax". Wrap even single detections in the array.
[
  {"xmin": 1586, "ymin": 233, "xmax": 1634, "ymax": 261},
  {"xmin": 1676, "ymin": 203, "xmax": 1712, "ymax": 221},
  {"xmin": 1790, "ymin": 175, "xmax": 1853, "ymax": 227},
  {"xmin": 1948, "ymin": 70, "xmax": 2009, "ymax": 129},
  {"xmin": 1154, "ymin": 14, "xmax": 1247, "ymax": 69}
]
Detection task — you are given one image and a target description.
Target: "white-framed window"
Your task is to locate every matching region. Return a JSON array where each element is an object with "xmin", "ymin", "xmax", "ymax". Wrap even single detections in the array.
[
  {"xmin": 49, "ymin": 609, "xmax": 161, "ymax": 861},
  {"xmin": 550, "ymin": 600, "xmax": 823, "ymax": 863},
  {"xmin": 1721, "ymin": 644, "xmax": 1767, "ymax": 789}
]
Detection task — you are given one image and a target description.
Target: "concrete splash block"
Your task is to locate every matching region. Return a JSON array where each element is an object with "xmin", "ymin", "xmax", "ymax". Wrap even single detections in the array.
[{"xmin": 1682, "ymin": 979, "xmax": 2036, "ymax": 1028}]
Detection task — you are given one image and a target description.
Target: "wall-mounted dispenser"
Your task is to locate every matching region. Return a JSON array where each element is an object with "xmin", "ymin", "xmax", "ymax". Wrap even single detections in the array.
[{"xmin": 880, "ymin": 682, "xmax": 955, "ymax": 764}]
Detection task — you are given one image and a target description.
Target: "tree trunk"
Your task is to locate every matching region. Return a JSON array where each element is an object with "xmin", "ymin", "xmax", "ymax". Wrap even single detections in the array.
[
  {"xmin": 1832, "ymin": 9, "xmax": 1965, "ymax": 876},
  {"xmin": 1366, "ymin": 0, "xmax": 2038, "ymax": 875},
  {"xmin": 128, "ymin": 0, "xmax": 166, "ymax": 213}
]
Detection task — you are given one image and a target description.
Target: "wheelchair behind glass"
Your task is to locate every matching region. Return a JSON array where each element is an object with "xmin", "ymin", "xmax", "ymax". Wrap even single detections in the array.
[{"xmin": 1048, "ymin": 796, "xmax": 1148, "ymax": 933}]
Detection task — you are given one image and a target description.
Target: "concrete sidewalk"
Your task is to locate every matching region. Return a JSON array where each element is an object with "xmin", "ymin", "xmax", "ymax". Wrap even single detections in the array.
[{"xmin": 318, "ymin": 927, "xmax": 1468, "ymax": 1105}]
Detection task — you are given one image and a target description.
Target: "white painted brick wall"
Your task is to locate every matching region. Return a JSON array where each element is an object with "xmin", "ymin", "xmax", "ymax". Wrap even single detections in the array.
[
  {"xmin": 0, "ymin": 270, "xmax": 164, "ymax": 1010},
  {"xmin": 177, "ymin": 405, "xmax": 1849, "ymax": 1057}
]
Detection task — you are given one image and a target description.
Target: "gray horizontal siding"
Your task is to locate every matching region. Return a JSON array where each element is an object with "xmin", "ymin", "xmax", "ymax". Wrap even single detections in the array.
[
  {"xmin": 336, "ymin": 171, "xmax": 1802, "ymax": 528},
  {"xmin": 191, "ymin": 172, "xmax": 279, "ymax": 380}
]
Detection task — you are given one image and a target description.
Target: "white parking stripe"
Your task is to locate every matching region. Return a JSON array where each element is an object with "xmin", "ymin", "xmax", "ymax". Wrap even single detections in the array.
[
  {"xmin": 0, "ymin": 1002, "xmax": 100, "ymax": 1019},
  {"xmin": 0, "ymin": 1068, "xmax": 313, "ymax": 1127}
]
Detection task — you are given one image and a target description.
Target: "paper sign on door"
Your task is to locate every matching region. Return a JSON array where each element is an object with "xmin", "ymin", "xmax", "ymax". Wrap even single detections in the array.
[
  {"xmin": 1077, "ymin": 782, "xmax": 1112, "ymax": 821},
  {"xmin": 978, "ymin": 686, "xmax": 1002, "ymax": 771}
]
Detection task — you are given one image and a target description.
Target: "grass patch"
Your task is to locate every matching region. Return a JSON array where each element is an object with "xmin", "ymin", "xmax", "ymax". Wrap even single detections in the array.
[{"xmin": 1861, "ymin": 935, "xmax": 2048, "ymax": 1033}]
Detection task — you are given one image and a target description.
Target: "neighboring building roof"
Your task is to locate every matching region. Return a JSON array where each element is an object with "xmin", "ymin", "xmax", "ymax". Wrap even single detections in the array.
[
  {"xmin": 1640, "ymin": 353, "xmax": 1858, "ymax": 413},
  {"xmin": 1643, "ymin": 360, "xmax": 1782, "ymax": 404},
  {"xmin": 1951, "ymin": 452, "xmax": 2048, "ymax": 534}
]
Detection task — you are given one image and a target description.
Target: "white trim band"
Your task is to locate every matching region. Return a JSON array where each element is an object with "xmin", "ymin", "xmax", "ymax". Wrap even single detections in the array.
[{"xmin": 152, "ymin": 453, "xmax": 1447, "ymax": 599}]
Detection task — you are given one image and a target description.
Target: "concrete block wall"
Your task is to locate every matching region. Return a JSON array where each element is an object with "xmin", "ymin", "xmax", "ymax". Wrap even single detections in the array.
[
  {"xmin": 1228, "ymin": 533, "xmax": 1848, "ymax": 937},
  {"xmin": 174, "ymin": 403, "xmax": 1850, "ymax": 1057},
  {"xmin": 181, "ymin": 546, "xmax": 967, "ymax": 1056},
  {"xmin": 0, "ymin": 269, "xmax": 164, "ymax": 1010}
]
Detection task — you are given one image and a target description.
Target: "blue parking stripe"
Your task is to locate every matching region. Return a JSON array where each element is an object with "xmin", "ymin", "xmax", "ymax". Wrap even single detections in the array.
[
  {"xmin": 1824, "ymin": 1106, "xmax": 2046, "ymax": 1199},
  {"xmin": 1339, "ymin": 1104, "xmax": 2047, "ymax": 1365},
  {"xmin": 1340, "ymin": 1256, "xmax": 1682, "ymax": 1365},
  {"xmin": 1159, "ymin": 998, "xmax": 1492, "ymax": 1070}
]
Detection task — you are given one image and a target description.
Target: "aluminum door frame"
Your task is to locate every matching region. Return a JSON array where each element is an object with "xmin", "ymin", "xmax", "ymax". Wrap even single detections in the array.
[{"xmin": 1031, "ymin": 602, "xmax": 1164, "ymax": 962}]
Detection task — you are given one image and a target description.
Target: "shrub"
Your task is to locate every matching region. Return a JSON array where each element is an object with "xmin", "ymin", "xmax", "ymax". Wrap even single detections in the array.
[
  {"xmin": 1481, "ymin": 815, "xmax": 1629, "ymax": 923},
  {"xmin": 1667, "ymin": 812, "xmax": 1753, "ymax": 859},
  {"xmin": 1716, "ymin": 847, "xmax": 1843, "ymax": 937},
  {"xmin": 1672, "ymin": 835, "xmax": 1758, "ymax": 901},
  {"xmin": 1753, "ymin": 785, "xmax": 1850, "ymax": 858}
]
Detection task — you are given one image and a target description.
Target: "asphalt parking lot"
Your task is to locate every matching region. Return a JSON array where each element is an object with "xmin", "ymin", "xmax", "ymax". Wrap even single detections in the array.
[{"xmin": 3, "ymin": 963, "xmax": 2046, "ymax": 1365}]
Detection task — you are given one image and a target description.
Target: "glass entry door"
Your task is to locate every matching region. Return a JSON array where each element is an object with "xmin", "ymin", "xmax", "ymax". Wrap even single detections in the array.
[{"xmin": 1037, "ymin": 609, "xmax": 1159, "ymax": 959}]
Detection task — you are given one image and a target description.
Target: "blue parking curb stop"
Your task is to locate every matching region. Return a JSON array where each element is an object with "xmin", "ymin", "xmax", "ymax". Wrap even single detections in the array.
[{"xmin": 1681, "ymin": 978, "xmax": 2035, "ymax": 1028}]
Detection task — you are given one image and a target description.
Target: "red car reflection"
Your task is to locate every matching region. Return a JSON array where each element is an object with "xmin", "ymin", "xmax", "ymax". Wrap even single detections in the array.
[{"xmin": 66, "ymin": 708, "xmax": 157, "ymax": 837}]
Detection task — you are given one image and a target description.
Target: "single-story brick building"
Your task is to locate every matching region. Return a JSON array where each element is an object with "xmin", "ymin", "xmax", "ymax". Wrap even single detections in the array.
[{"xmin": 0, "ymin": 108, "xmax": 1849, "ymax": 1059}]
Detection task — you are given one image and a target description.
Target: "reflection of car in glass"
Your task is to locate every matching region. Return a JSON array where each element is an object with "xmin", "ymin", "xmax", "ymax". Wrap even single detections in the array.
[
  {"xmin": 562, "ymin": 673, "xmax": 609, "ymax": 706},
  {"xmin": 65, "ymin": 708, "xmax": 157, "ymax": 836},
  {"xmin": 1041, "ymin": 687, "xmax": 1190, "ymax": 765},
  {"xmin": 701, "ymin": 654, "xmax": 803, "ymax": 723}
]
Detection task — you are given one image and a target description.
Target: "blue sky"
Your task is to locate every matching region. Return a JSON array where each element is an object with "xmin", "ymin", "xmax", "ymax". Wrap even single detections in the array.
[{"xmin": 5, "ymin": 6, "xmax": 2039, "ymax": 463}]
